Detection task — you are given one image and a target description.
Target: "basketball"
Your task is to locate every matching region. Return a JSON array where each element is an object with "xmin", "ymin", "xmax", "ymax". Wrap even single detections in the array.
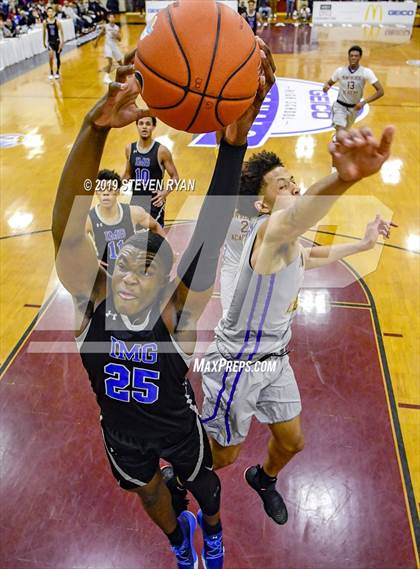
[{"xmin": 134, "ymin": 0, "xmax": 260, "ymax": 133}]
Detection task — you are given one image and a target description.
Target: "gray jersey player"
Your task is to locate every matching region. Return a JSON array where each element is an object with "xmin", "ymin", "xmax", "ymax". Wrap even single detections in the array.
[
  {"xmin": 200, "ymin": 130, "xmax": 395, "ymax": 525},
  {"xmin": 323, "ymin": 45, "xmax": 384, "ymax": 132},
  {"xmin": 220, "ymin": 177, "xmax": 259, "ymax": 316}
]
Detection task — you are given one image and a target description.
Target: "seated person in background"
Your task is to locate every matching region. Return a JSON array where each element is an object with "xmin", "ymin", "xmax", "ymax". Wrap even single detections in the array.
[
  {"xmin": 259, "ymin": 0, "xmax": 272, "ymax": 27},
  {"xmin": 4, "ymin": 15, "xmax": 16, "ymax": 36},
  {"xmin": 238, "ymin": 0, "xmax": 247, "ymax": 16},
  {"xmin": 86, "ymin": 169, "xmax": 165, "ymax": 275},
  {"xmin": 0, "ymin": 14, "xmax": 13, "ymax": 36}
]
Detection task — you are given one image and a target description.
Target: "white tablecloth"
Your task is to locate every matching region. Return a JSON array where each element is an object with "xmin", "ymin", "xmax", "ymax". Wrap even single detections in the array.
[{"xmin": 0, "ymin": 19, "xmax": 75, "ymax": 70}]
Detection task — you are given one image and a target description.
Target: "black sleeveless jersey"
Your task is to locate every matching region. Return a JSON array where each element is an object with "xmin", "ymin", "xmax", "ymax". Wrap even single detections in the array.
[
  {"xmin": 245, "ymin": 11, "xmax": 257, "ymax": 34},
  {"xmin": 46, "ymin": 19, "xmax": 59, "ymax": 44},
  {"xmin": 79, "ymin": 298, "xmax": 197, "ymax": 438},
  {"xmin": 129, "ymin": 141, "xmax": 163, "ymax": 198},
  {"xmin": 88, "ymin": 203, "xmax": 135, "ymax": 274}
]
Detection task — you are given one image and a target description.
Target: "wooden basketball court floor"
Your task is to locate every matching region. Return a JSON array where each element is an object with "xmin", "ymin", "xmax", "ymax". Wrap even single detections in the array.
[{"xmin": 0, "ymin": 19, "xmax": 419, "ymax": 569}]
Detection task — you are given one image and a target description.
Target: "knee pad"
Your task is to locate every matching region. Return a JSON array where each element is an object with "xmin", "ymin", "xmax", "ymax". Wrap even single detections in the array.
[{"xmin": 186, "ymin": 469, "xmax": 221, "ymax": 517}]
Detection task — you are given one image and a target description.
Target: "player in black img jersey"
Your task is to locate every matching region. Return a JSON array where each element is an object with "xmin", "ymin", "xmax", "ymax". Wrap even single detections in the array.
[
  {"xmin": 43, "ymin": 6, "xmax": 64, "ymax": 80},
  {"xmin": 123, "ymin": 114, "xmax": 179, "ymax": 227},
  {"xmin": 52, "ymin": 43, "xmax": 275, "ymax": 569},
  {"xmin": 86, "ymin": 169, "xmax": 165, "ymax": 275}
]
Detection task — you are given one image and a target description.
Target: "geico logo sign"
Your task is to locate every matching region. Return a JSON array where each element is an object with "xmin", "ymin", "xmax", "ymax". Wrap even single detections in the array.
[{"xmin": 388, "ymin": 10, "xmax": 414, "ymax": 16}]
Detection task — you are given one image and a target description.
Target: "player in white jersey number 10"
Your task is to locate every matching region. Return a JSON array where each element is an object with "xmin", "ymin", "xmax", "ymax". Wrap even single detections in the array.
[{"xmin": 323, "ymin": 45, "xmax": 384, "ymax": 132}]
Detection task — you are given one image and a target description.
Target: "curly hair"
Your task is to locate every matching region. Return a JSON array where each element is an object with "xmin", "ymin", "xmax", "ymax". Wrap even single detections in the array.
[
  {"xmin": 348, "ymin": 45, "xmax": 362, "ymax": 56},
  {"xmin": 237, "ymin": 151, "xmax": 284, "ymax": 217},
  {"xmin": 97, "ymin": 169, "xmax": 122, "ymax": 188}
]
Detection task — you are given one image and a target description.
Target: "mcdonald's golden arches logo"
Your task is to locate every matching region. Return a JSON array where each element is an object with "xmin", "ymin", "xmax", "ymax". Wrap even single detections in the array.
[{"xmin": 364, "ymin": 4, "xmax": 384, "ymax": 22}]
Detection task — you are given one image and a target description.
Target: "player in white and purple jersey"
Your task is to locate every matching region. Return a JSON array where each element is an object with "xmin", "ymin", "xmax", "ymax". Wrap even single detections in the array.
[
  {"xmin": 200, "ymin": 131, "xmax": 395, "ymax": 526},
  {"xmin": 323, "ymin": 45, "xmax": 384, "ymax": 132}
]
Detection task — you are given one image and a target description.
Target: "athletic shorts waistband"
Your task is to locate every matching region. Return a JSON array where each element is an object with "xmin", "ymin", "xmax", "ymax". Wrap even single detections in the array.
[{"xmin": 337, "ymin": 99, "xmax": 356, "ymax": 109}]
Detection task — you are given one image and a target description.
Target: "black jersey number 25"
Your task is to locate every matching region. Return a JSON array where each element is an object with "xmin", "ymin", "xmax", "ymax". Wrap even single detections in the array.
[{"xmin": 104, "ymin": 363, "xmax": 160, "ymax": 404}]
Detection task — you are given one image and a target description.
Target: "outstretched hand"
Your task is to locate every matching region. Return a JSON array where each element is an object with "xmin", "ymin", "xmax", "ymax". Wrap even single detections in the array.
[
  {"xmin": 224, "ymin": 37, "xmax": 276, "ymax": 146},
  {"xmin": 87, "ymin": 61, "xmax": 151, "ymax": 130},
  {"xmin": 361, "ymin": 214, "xmax": 398, "ymax": 249},
  {"xmin": 329, "ymin": 126, "xmax": 395, "ymax": 182}
]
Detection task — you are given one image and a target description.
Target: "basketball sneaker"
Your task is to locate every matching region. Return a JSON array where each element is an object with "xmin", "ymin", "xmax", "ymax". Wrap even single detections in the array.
[
  {"xmin": 171, "ymin": 511, "xmax": 198, "ymax": 569},
  {"xmin": 244, "ymin": 465, "xmax": 288, "ymax": 525},
  {"xmin": 48, "ymin": 74, "xmax": 54, "ymax": 80},
  {"xmin": 161, "ymin": 465, "xmax": 189, "ymax": 516},
  {"xmin": 54, "ymin": 73, "xmax": 60, "ymax": 79},
  {"xmin": 197, "ymin": 510, "xmax": 224, "ymax": 569}
]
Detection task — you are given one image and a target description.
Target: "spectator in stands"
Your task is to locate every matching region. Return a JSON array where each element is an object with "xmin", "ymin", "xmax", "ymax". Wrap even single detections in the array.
[
  {"xmin": 62, "ymin": 0, "xmax": 86, "ymax": 34},
  {"xmin": 259, "ymin": 0, "xmax": 271, "ymax": 27},
  {"xmin": 238, "ymin": 0, "xmax": 246, "ymax": 16},
  {"xmin": 286, "ymin": 0, "xmax": 294, "ymax": 20},
  {"xmin": 4, "ymin": 15, "xmax": 16, "ymax": 35},
  {"xmin": 0, "ymin": 14, "xmax": 13, "ymax": 36},
  {"xmin": 106, "ymin": 0, "xmax": 118, "ymax": 15}
]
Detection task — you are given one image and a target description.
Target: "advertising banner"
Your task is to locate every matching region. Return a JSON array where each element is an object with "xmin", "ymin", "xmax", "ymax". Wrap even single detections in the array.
[
  {"xmin": 146, "ymin": 0, "xmax": 238, "ymax": 24},
  {"xmin": 313, "ymin": 1, "xmax": 416, "ymax": 26}
]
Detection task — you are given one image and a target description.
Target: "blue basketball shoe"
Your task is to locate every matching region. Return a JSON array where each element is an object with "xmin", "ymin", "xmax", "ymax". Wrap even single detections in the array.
[
  {"xmin": 197, "ymin": 510, "xmax": 224, "ymax": 569},
  {"xmin": 171, "ymin": 511, "xmax": 198, "ymax": 569}
]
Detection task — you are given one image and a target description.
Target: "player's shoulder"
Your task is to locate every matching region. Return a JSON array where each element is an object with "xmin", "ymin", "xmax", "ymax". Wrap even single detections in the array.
[
  {"xmin": 361, "ymin": 65, "xmax": 375, "ymax": 75},
  {"xmin": 157, "ymin": 143, "xmax": 171, "ymax": 156}
]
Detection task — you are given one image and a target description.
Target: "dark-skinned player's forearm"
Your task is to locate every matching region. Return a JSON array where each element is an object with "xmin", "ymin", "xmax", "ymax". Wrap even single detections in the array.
[
  {"xmin": 52, "ymin": 116, "xmax": 109, "ymax": 251},
  {"xmin": 177, "ymin": 138, "xmax": 247, "ymax": 291}
]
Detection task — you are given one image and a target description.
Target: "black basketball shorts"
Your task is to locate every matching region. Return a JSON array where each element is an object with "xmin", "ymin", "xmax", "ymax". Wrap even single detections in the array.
[
  {"xmin": 100, "ymin": 414, "xmax": 213, "ymax": 490},
  {"xmin": 48, "ymin": 41, "xmax": 60, "ymax": 53}
]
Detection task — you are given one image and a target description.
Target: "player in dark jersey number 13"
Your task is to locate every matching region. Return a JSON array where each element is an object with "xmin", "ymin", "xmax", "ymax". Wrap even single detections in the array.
[{"xmin": 52, "ymin": 43, "xmax": 275, "ymax": 569}]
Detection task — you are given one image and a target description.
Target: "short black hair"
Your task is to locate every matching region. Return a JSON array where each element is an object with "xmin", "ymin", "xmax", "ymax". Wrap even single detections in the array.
[
  {"xmin": 237, "ymin": 151, "xmax": 284, "ymax": 216},
  {"xmin": 348, "ymin": 45, "xmax": 362, "ymax": 57},
  {"xmin": 121, "ymin": 232, "xmax": 174, "ymax": 277},
  {"xmin": 138, "ymin": 115, "xmax": 157, "ymax": 127},
  {"xmin": 97, "ymin": 169, "xmax": 122, "ymax": 188}
]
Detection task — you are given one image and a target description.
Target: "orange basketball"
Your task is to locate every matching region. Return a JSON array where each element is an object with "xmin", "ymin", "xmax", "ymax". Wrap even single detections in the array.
[{"xmin": 134, "ymin": 0, "xmax": 260, "ymax": 133}]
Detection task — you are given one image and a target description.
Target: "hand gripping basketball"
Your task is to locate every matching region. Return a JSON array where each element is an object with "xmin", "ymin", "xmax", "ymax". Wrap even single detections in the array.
[
  {"xmin": 88, "ymin": 63, "xmax": 152, "ymax": 130},
  {"xmin": 224, "ymin": 38, "xmax": 276, "ymax": 146},
  {"xmin": 135, "ymin": 0, "xmax": 262, "ymax": 133}
]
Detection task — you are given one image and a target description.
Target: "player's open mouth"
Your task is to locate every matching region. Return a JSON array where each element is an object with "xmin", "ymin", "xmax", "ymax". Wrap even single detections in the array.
[{"xmin": 118, "ymin": 291, "xmax": 137, "ymax": 301}]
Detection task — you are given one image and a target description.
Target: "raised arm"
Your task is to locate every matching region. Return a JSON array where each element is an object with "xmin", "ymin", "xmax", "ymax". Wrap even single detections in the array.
[
  {"xmin": 52, "ymin": 65, "xmax": 147, "ymax": 302},
  {"xmin": 263, "ymin": 126, "xmax": 395, "ymax": 247},
  {"xmin": 304, "ymin": 215, "xmax": 397, "ymax": 270},
  {"xmin": 171, "ymin": 39, "xmax": 276, "ymax": 325}
]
